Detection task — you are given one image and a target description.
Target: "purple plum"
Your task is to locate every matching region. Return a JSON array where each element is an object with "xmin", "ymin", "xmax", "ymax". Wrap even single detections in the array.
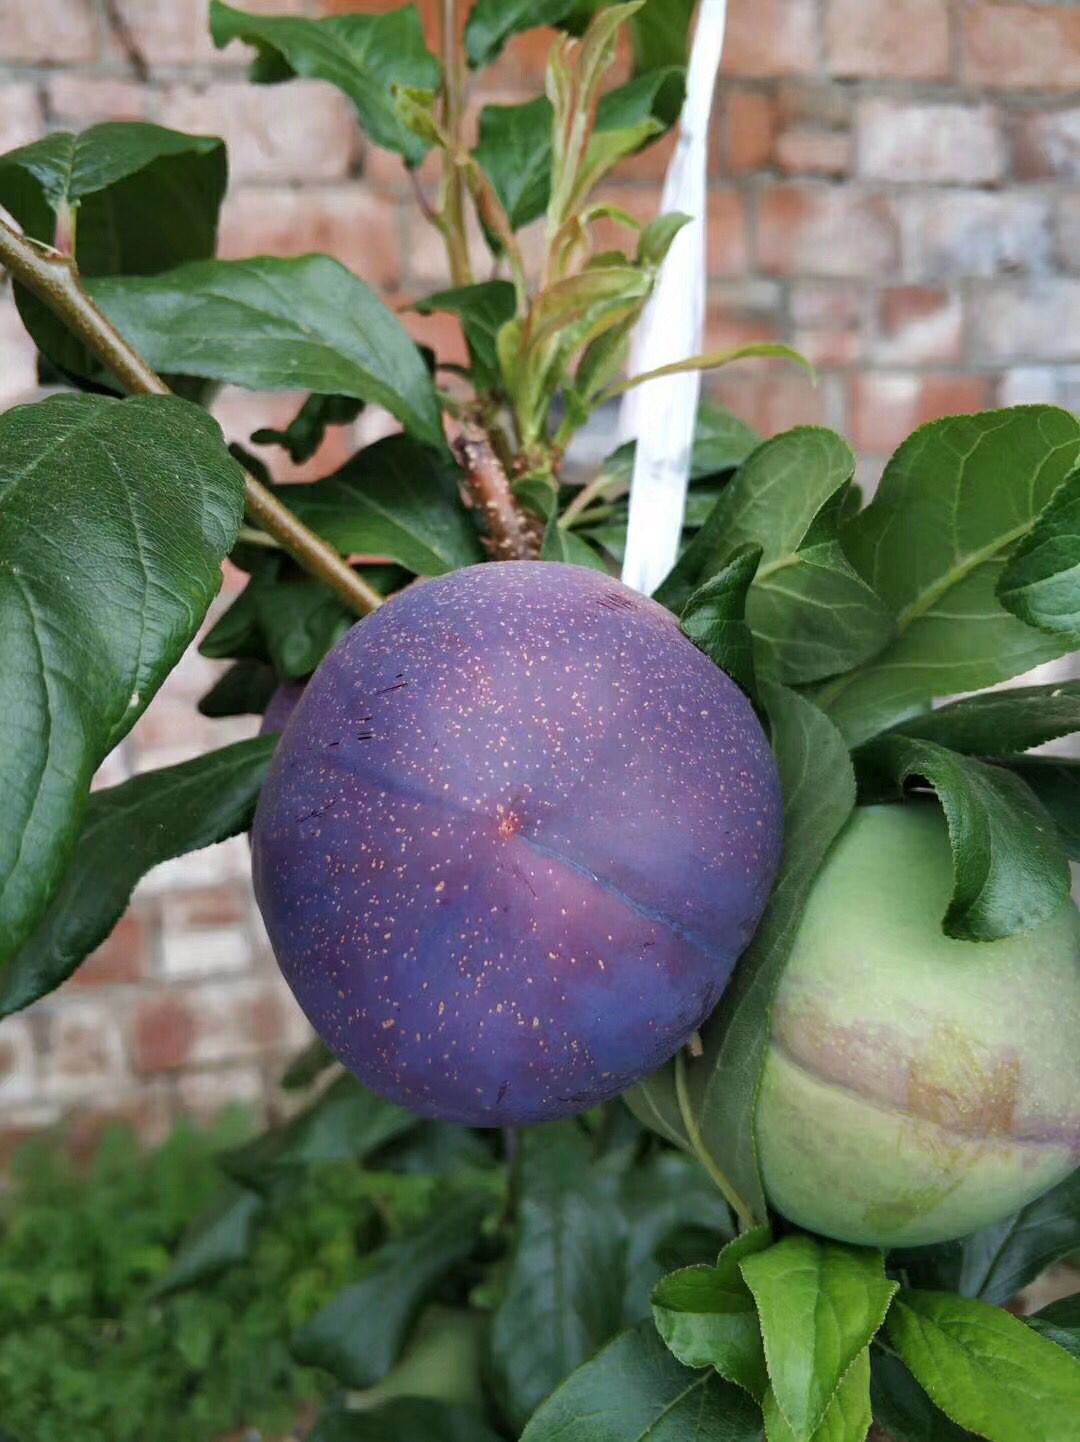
[
  {"xmin": 260, "ymin": 682, "xmax": 305, "ymax": 737},
  {"xmin": 252, "ymin": 561, "xmax": 782, "ymax": 1126}
]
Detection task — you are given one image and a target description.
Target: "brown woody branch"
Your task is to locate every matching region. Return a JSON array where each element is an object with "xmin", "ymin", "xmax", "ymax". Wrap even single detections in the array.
[
  {"xmin": 0, "ymin": 217, "xmax": 383, "ymax": 617},
  {"xmin": 453, "ymin": 420, "xmax": 542, "ymax": 560}
]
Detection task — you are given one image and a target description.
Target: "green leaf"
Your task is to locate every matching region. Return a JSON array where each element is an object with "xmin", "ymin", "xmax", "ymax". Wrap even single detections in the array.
[
  {"xmin": 281, "ymin": 1037, "xmax": 336, "ymax": 1092},
  {"xmin": 251, "ymin": 393, "xmax": 364, "ymax": 465},
  {"xmin": 542, "ymin": 521, "xmax": 610, "ymax": 571},
  {"xmin": 280, "ymin": 434, "xmax": 482, "ymax": 575},
  {"xmin": 474, "ymin": 73, "xmax": 681, "ymax": 239},
  {"xmin": 869, "ymin": 1350, "xmax": 979, "ymax": 1442},
  {"xmin": 253, "ymin": 573, "xmax": 353, "ymax": 680},
  {"xmin": 0, "ymin": 394, "xmax": 245, "ymax": 967},
  {"xmin": 764, "ymin": 1348, "xmax": 872, "ymax": 1442},
  {"xmin": 520, "ymin": 1322, "xmax": 765, "ymax": 1442},
  {"xmin": 998, "ymin": 465, "xmax": 1080, "ymax": 635},
  {"xmin": 853, "ymin": 736, "xmax": 1069, "ymax": 941},
  {"xmin": 676, "ymin": 685, "xmax": 856, "ymax": 1223},
  {"xmin": 956, "ymin": 1170, "xmax": 1080, "ymax": 1307},
  {"xmin": 210, "ymin": 1, "xmax": 440, "ymax": 165},
  {"xmin": 691, "ymin": 404, "xmax": 763, "ymax": 478},
  {"xmin": 414, "ymin": 282, "xmax": 517, "ymax": 391},
  {"xmin": 657, "ymin": 427, "xmax": 856, "ymax": 605},
  {"xmin": 740, "ymin": 1237, "xmax": 896, "ymax": 1441},
  {"xmin": 1027, "ymin": 1294, "xmax": 1080, "ymax": 1363},
  {"xmin": 606, "ymin": 343, "xmax": 812, "ymax": 403},
  {"xmin": 88, "ymin": 256, "xmax": 446, "ymax": 451},
  {"xmin": 661, "ymin": 427, "xmax": 896, "ymax": 684},
  {"xmin": 1000, "ymin": 756, "xmax": 1080, "ymax": 859},
  {"xmin": 889, "ymin": 681, "xmax": 1080, "ymax": 755},
  {"xmin": 223, "ymin": 1073, "xmax": 418, "ymax": 1191},
  {"xmin": 627, "ymin": 0, "xmax": 696, "ymax": 66},
  {"xmin": 885, "ymin": 1288, "xmax": 1080, "ymax": 1442},
  {"xmin": 310, "ymin": 1401, "xmax": 503, "ymax": 1442},
  {"xmin": 0, "ymin": 122, "xmax": 226, "ymax": 272},
  {"xmin": 489, "ymin": 1123, "xmax": 628, "ymax": 1431},
  {"xmin": 292, "ymin": 1192, "xmax": 492, "ymax": 1388},
  {"xmin": 651, "ymin": 1226, "xmax": 772, "ymax": 1400},
  {"xmin": 680, "ymin": 545, "xmax": 761, "ymax": 700},
  {"xmin": 0, "ymin": 123, "xmax": 227, "ymax": 385},
  {"xmin": 466, "ymin": 0, "xmax": 577, "ymax": 66},
  {"xmin": 822, "ymin": 407, "xmax": 1080, "ymax": 747},
  {"xmin": 474, "ymin": 97, "xmax": 554, "ymax": 231},
  {"xmin": 198, "ymin": 659, "xmax": 278, "ymax": 719},
  {"xmin": 153, "ymin": 1188, "xmax": 264, "ymax": 1298},
  {"xmin": 0, "ymin": 739, "xmax": 274, "ymax": 1017}
]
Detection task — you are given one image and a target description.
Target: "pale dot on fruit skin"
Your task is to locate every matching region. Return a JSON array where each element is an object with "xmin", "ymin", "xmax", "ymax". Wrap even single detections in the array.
[{"xmin": 252, "ymin": 562, "xmax": 783, "ymax": 1126}]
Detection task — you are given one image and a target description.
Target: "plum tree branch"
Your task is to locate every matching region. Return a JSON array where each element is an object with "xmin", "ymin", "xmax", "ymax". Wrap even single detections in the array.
[
  {"xmin": 453, "ymin": 420, "xmax": 541, "ymax": 560},
  {"xmin": 439, "ymin": 0, "xmax": 473, "ymax": 289},
  {"xmin": 0, "ymin": 216, "xmax": 383, "ymax": 617}
]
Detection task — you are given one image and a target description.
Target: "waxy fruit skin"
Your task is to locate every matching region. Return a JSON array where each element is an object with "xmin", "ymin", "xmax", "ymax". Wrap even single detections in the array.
[
  {"xmin": 758, "ymin": 802, "xmax": 1080, "ymax": 1247},
  {"xmin": 253, "ymin": 562, "xmax": 782, "ymax": 1125}
]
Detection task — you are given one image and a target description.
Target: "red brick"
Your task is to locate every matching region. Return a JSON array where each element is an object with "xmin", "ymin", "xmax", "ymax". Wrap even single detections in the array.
[
  {"xmin": 45, "ymin": 1000, "xmax": 128, "ymax": 1101},
  {"xmin": 0, "ymin": 295, "xmax": 41, "ymax": 408},
  {"xmin": 789, "ymin": 281, "xmax": 864, "ymax": 330},
  {"xmin": 218, "ymin": 186, "xmax": 404, "ymax": 289},
  {"xmin": 71, "ymin": 912, "xmax": 148, "ymax": 988},
  {"xmin": 403, "ymin": 307, "xmax": 471, "ymax": 371},
  {"xmin": 755, "ymin": 186, "xmax": 899, "ymax": 277},
  {"xmin": 213, "ymin": 386, "xmax": 356, "ymax": 485},
  {"xmin": 617, "ymin": 131, "xmax": 679, "ymax": 185},
  {"xmin": 47, "ymin": 76, "xmax": 148, "ymax": 127},
  {"xmin": 776, "ymin": 82, "xmax": 852, "ymax": 131},
  {"xmin": 1012, "ymin": 107, "xmax": 1080, "ymax": 181},
  {"xmin": 708, "ymin": 371, "xmax": 827, "ymax": 434},
  {"xmin": 132, "ymin": 995, "xmax": 198, "ymax": 1074},
  {"xmin": 850, "ymin": 373, "xmax": 994, "ymax": 454},
  {"xmin": 0, "ymin": 1018, "xmax": 36, "ymax": 1106},
  {"xmin": 724, "ymin": 0, "xmax": 819, "ymax": 77},
  {"xmin": 872, "ymin": 287, "xmax": 963, "ymax": 365},
  {"xmin": 961, "ymin": 4, "xmax": 1080, "ymax": 90},
  {"xmin": 775, "ymin": 128, "xmax": 852, "ymax": 177},
  {"xmin": 158, "ymin": 82, "xmax": 360, "ymax": 183},
  {"xmin": 857, "ymin": 101, "xmax": 1005, "ymax": 184},
  {"xmin": 825, "ymin": 0, "xmax": 951, "ymax": 80},
  {"xmin": 968, "ymin": 279, "xmax": 1080, "ymax": 363},
  {"xmin": 1056, "ymin": 195, "xmax": 1080, "ymax": 274},
  {"xmin": 899, "ymin": 192, "xmax": 1052, "ymax": 280},
  {"xmin": 0, "ymin": 84, "xmax": 44, "ymax": 155},
  {"xmin": 0, "ymin": 0, "xmax": 98, "ymax": 62},
  {"xmin": 707, "ymin": 191, "xmax": 750, "ymax": 278},
  {"xmin": 175, "ymin": 1066, "xmax": 266, "ymax": 1124},
  {"xmin": 704, "ymin": 303, "xmax": 785, "ymax": 354},
  {"xmin": 105, "ymin": 0, "xmax": 300, "ymax": 67},
  {"xmin": 717, "ymin": 91, "xmax": 777, "ymax": 176},
  {"xmin": 132, "ymin": 981, "xmax": 296, "ymax": 1076}
]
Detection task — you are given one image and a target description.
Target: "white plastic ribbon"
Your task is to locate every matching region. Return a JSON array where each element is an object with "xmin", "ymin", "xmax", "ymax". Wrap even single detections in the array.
[{"xmin": 619, "ymin": 0, "xmax": 728, "ymax": 597}]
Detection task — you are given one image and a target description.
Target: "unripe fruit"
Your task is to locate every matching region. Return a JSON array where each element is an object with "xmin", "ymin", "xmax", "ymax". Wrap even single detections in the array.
[
  {"xmin": 757, "ymin": 803, "xmax": 1080, "ymax": 1248},
  {"xmin": 253, "ymin": 561, "xmax": 782, "ymax": 1126}
]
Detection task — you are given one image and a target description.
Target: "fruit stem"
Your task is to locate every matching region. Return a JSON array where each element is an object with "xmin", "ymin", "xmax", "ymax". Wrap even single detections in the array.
[
  {"xmin": 453, "ymin": 419, "xmax": 542, "ymax": 560},
  {"xmin": 0, "ymin": 216, "xmax": 383, "ymax": 617},
  {"xmin": 674, "ymin": 1050, "xmax": 757, "ymax": 1232},
  {"xmin": 439, "ymin": 0, "xmax": 474, "ymax": 289}
]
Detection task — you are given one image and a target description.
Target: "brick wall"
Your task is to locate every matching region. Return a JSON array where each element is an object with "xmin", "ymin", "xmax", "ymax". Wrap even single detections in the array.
[{"xmin": 1, "ymin": 0, "xmax": 1078, "ymax": 1161}]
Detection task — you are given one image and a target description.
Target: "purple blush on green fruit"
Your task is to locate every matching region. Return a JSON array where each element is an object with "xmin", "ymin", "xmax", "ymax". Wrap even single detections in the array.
[
  {"xmin": 252, "ymin": 561, "xmax": 782, "ymax": 1126},
  {"xmin": 757, "ymin": 802, "xmax": 1080, "ymax": 1248}
]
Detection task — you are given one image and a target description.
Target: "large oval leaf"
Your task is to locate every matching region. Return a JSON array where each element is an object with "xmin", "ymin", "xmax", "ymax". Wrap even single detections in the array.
[
  {"xmin": 0, "ymin": 739, "xmax": 275, "ymax": 1016},
  {"xmin": 88, "ymin": 256, "xmax": 446, "ymax": 452},
  {"xmin": 823, "ymin": 407, "xmax": 1080, "ymax": 746},
  {"xmin": 0, "ymin": 394, "xmax": 246, "ymax": 964},
  {"xmin": 211, "ymin": 1, "xmax": 441, "ymax": 166},
  {"xmin": 279, "ymin": 434, "xmax": 483, "ymax": 575}
]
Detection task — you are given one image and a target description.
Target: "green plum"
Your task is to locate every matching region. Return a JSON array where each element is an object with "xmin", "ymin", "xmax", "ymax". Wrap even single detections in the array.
[{"xmin": 757, "ymin": 802, "xmax": 1080, "ymax": 1248}]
